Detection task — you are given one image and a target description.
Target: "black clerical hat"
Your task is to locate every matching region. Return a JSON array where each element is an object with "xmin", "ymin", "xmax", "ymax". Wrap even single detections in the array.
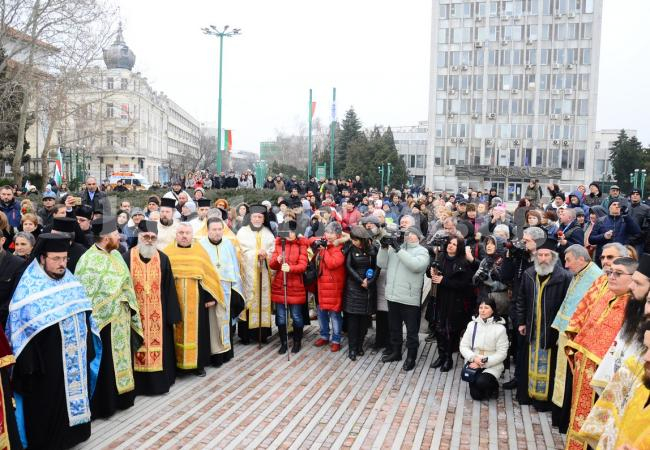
[
  {"xmin": 92, "ymin": 216, "xmax": 117, "ymax": 236},
  {"xmin": 33, "ymin": 233, "xmax": 70, "ymax": 257},
  {"xmin": 638, "ymin": 253, "xmax": 650, "ymax": 278},
  {"xmin": 197, "ymin": 198, "xmax": 211, "ymax": 208},
  {"xmin": 537, "ymin": 237, "xmax": 558, "ymax": 252},
  {"xmin": 137, "ymin": 220, "xmax": 158, "ymax": 234},
  {"xmin": 75, "ymin": 205, "xmax": 93, "ymax": 220},
  {"xmin": 249, "ymin": 204, "xmax": 267, "ymax": 216},
  {"xmin": 52, "ymin": 217, "xmax": 76, "ymax": 234},
  {"xmin": 160, "ymin": 197, "xmax": 176, "ymax": 209}
]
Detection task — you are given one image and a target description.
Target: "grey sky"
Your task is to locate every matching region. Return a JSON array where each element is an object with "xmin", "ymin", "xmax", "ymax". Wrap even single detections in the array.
[{"xmin": 117, "ymin": 0, "xmax": 648, "ymax": 154}]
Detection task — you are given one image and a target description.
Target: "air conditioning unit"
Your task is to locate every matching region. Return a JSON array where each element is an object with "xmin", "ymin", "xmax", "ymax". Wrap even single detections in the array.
[
  {"xmin": 553, "ymin": 63, "xmax": 562, "ymax": 70},
  {"xmin": 552, "ymin": 89, "xmax": 562, "ymax": 95},
  {"xmin": 552, "ymin": 139, "xmax": 561, "ymax": 145},
  {"xmin": 511, "ymin": 89, "xmax": 519, "ymax": 94},
  {"xmin": 463, "ymin": 89, "xmax": 470, "ymax": 95},
  {"xmin": 486, "ymin": 139, "xmax": 494, "ymax": 145},
  {"xmin": 513, "ymin": 139, "xmax": 521, "ymax": 146},
  {"xmin": 461, "ymin": 64, "xmax": 469, "ymax": 71},
  {"xmin": 471, "ymin": 113, "xmax": 479, "ymax": 119},
  {"xmin": 474, "ymin": 41, "xmax": 483, "ymax": 48},
  {"xmin": 564, "ymin": 89, "xmax": 574, "ymax": 95},
  {"xmin": 448, "ymin": 112, "xmax": 456, "ymax": 119},
  {"xmin": 528, "ymin": 82, "xmax": 536, "ymax": 89},
  {"xmin": 514, "ymin": 16, "xmax": 522, "ymax": 22},
  {"xmin": 446, "ymin": 165, "xmax": 454, "ymax": 172},
  {"xmin": 555, "ymin": 13, "xmax": 564, "ymax": 19},
  {"xmin": 568, "ymin": 12, "xmax": 576, "ymax": 18},
  {"xmin": 550, "ymin": 114, "xmax": 560, "ymax": 120},
  {"xmin": 475, "ymin": 17, "xmax": 483, "ymax": 22},
  {"xmin": 449, "ymin": 89, "xmax": 457, "ymax": 95},
  {"xmin": 501, "ymin": 15, "xmax": 510, "ymax": 22},
  {"xmin": 451, "ymin": 65, "xmax": 459, "ymax": 71},
  {"xmin": 566, "ymin": 64, "xmax": 574, "ymax": 69},
  {"xmin": 502, "ymin": 40, "xmax": 510, "ymax": 46},
  {"xmin": 563, "ymin": 114, "xmax": 572, "ymax": 120},
  {"xmin": 563, "ymin": 140, "xmax": 570, "ymax": 146},
  {"xmin": 526, "ymin": 39, "xmax": 536, "ymax": 46},
  {"xmin": 525, "ymin": 64, "xmax": 534, "ymax": 70},
  {"xmin": 458, "ymin": 138, "xmax": 465, "ymax": 144},
  {"xmin": 488, "ymin": 113, "xmax": 496, "ymax": 120},
  {"xmin": 450, "ymin": 137, "xmax": 458, "ymax": 143}
]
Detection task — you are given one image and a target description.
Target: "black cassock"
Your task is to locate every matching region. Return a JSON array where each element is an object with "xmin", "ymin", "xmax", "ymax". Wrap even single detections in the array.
[
  {"xmin": 12, "ymin": 315, "xmax": 96, "ymax": 450},
  {"xmin": 124, "ymin": 249, "xmax": 182, "ymax": 395}
]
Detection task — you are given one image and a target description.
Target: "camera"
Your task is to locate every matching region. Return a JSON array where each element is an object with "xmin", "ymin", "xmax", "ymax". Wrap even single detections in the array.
[
  {"xmin": 504, "ymin": 239, "xmax": 527, "ymax": 258},
  {"xmin": 429, "ymin": 230, "xmax": 450, "ymax": 249},
  {"xmin": 475, "ymin": 265, "xmax": 490, "ymax": 281},
  {"xmin": 314, "ymin": 238, "xmax": 328, "ymax": 248},
  {"xmin": 429, "ymin": 260, "xmax": 442, "ymax": 275},
  {"xmin": 380, "ymin": 223, "xmax": 404, "ymax": 248}
]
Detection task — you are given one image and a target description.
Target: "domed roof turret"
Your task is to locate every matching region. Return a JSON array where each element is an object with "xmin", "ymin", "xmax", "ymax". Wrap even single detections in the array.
[{"xmin": 102, "ymin": 22, "xmax": 135, "ymax": 70}]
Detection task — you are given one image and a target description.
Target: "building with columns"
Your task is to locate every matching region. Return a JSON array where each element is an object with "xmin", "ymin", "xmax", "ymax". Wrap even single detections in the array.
[{"xmin": 426, "ymin": 0, "xmax": 603, "ymax": 201}]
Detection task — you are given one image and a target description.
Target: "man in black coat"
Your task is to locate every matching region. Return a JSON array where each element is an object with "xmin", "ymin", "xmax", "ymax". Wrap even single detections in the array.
[
  {"xmin": 0, "ymin": 233, "xmax": 26, "ymax": 324},
  {"xmin": 556, "ymin": 207, "xmax": 584, "ymax": 260},
  {"xmin": 51, "ymin": 217, "xmax": 87, "ymax": 273},
  {"xmin": 514, "ymin": 238, "xmax": 572, "ymax": 408},
  {"xmin": 80, "ymin": 176, "xmax": 111, "ymax": 215}
]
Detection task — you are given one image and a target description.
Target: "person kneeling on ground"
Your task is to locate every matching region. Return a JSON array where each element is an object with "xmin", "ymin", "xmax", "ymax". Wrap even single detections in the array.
[{"xmin": 459, "ymin": 297, "xmax": 509, "ymax": 400}]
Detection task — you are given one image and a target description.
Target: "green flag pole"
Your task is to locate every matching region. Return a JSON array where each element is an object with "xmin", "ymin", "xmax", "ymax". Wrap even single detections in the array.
[
  {"xmin": 329, "ymin": 87, "xmax": 336, "ymax": 179},
  {"xmin": 308, "ymin": 89, "xmax": 313, "ymax": 179}
]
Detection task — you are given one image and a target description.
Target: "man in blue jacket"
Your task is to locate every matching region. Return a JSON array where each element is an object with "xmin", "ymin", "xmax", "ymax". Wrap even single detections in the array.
[
  {"xmin": 589, "ymin": 199, "xmax": 641, "ymax": 263},
  {"xmin": 0, "ymin": 185, "xmax": 21, "ymax": 231}
]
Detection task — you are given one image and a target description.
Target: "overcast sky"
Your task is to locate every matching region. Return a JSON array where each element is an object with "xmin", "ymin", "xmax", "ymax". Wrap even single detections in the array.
[{"xmin": 116, "ymin": 0, "xmax": 649, "ymax": 153}]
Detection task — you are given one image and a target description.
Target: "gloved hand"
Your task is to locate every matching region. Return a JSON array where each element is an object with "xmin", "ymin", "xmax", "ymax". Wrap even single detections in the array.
[
  {"xmin": 390, "ymin": 239, "xmax": 401, "ymax": 252},
  {"xmin": 281, "ymin": 263, "xmax": 290, "ymax": 273}
]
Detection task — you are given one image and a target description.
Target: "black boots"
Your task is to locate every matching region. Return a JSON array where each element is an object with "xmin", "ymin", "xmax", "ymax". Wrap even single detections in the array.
[
  {"xmin": 278, "ymin": 325, "xmax": 288, "ymax": 354},
  {"xmin": 440, "ymin": 356, "xmax": 454, "ymax": 372},
  {"xmin": 381, "ymin": 347, "xmax": 402, "ymax": 363},
  {"xmin": 292, "ymin": 327, "xmax": 303, "ymax": 354},
  {"xmin": 348, "ymin": 349, "xmax": 357, "ymax": 361},
  {"xmin": 430, "ymin": 333, "xmax": 446, "ymax": 369},
  {"xmin": 403, "ymin": 349, "xmax": 417, "ymax": 371}
]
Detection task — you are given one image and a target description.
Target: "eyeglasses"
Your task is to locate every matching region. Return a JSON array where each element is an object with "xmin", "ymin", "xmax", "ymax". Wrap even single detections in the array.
[
  {"xmin": 46, "ymin": 256, "xmax": 69, "ymax": 263},
  {"xmin": 139, "ymin": 235, "xmax": 157, "ymax": 242},
  {"xmin": 605, "ymin": 270, "xmax": 630, "ymax": 279},
  {"xmin": 600, "ymin": 254, "xmax": 617, "ymax": 260}
]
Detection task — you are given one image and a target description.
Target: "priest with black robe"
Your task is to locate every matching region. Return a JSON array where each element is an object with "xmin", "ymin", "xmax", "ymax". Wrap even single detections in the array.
[
  {"xmin": 7, "ymin": 233, "xmax": 102, "ymax": 449},
  {"xmin": 51, "ymin": 216, "xmax": 87, "ymax": 272},
  {"xmin": 124, "ymin": 220, "xmax": 182, "ymax": 395}
]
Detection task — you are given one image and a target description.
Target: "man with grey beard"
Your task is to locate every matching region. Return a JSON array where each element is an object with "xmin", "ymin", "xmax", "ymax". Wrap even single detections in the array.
[
  {"xmin": 514, "ymin": 238, "xmax": 572, "ymax": 408},
  {"xmin": 123, "ymin": 220, "xmax": 181, "ymax": 395}
]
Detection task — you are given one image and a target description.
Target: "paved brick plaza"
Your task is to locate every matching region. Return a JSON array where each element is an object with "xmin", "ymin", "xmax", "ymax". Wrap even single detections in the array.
[{"xmin": 79, "ymin": 328, "xmax": 565, "ymax": 449}]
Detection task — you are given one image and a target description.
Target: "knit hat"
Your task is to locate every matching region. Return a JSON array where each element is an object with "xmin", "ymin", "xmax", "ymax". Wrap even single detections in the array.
[
  {"xmin": 350, "ymin": 225, "xmax": 371, "ymax": 240},
  {"xmin": 405, "ymin": 226, "xmax": 424, "ymax": 240}
]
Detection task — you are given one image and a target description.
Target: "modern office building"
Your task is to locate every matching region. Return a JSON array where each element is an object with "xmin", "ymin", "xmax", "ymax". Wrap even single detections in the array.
[
  {"xmin": 390, "ymin": 121, "xmax": 429, "ymax": 187},
  {"xmin": 591, "ymin": 128, "xmax": 637, "ymax": 184},
  {"xmin": 427, "ymin": 0, "xmax": 603, "ymax": 201}
]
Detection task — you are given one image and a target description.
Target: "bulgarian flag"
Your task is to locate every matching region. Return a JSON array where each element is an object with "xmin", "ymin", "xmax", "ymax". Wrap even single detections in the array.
[
  {"xmin": 54, "ymin": 147, "xmax": 64, "ymax": 185},
  {"xmin": 311, "ymin": 101, "xmax": 316, "ymax": 117},
  {"xmin": 223, "ymin": 130, "xmax": 233, "ymax": 152}
]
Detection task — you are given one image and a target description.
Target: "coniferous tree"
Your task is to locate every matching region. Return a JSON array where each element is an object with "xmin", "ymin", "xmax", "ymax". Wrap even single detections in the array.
[
  {"xmin": 609, "ymin": 129, "xmax": 648, "ymax": 193},
  {"xmin": 334, "ymin": 108, "xmax": 364, "ymax": 177}
]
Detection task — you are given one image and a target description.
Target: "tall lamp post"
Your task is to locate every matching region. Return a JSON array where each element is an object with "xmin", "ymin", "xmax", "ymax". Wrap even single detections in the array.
[{"xmin": 202, "ymin": 25, "xmax": 241, "ymax": 173}]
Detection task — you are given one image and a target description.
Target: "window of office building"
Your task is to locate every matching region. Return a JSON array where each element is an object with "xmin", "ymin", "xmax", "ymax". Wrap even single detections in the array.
[
  {"xmin": 525, "ymin": 99, "xmax": 535, "ymax": 115},
  {"xmin": 434, "ymin": 147, "xmax": 443, "ymax": 165},
  {"xmin": 511, "ymin": 99, "xmax": 521, "ymax": 115},
  {"xmin": 561, "ymin": 148, "xmax": 573, "ymax": 169},
  {"xmin": 499, "ymin": 99, "xmax": 510, "ymax": 115},
  {"xmin": 106, "ymin": 102, "xmax": 114, "ymax": 118},
  {"xmin": 447, "ymin": 147, "xmax": 457, "ymax": 165},
  {"xmin": 435, "ymin": 121, "xmax": 445, "ymax": 138},
  {"xmin": 577, "ymin": 99, "xmax": 589, "ymax": 116},
  {"xmin": 542, "ymin": 24, "xmax": 552, "ymax": 40},
  {"xmin": 449, "ymin": 75, "xmax": 459, "ymax": 90},
  {"xmin": 567, "ymin": 23, "xmax": 579, "ymax": 40},
  {"xmin": 106, "ymin": 130, "xmax": 113, "ymax": 146},
  {"xmin": 439, "ymin": 4, "xmax": 448, "ymax": 19},
  {"xmin": 439, "ymin": 29, "xmax": 449, "ymax": 44},
  {"xmin": 555, "ymin": 24, "xmax": 566, "ymax": 40},
  {"xmin": 120, "ymin": 133, "xmax": 128, "ymax": 147},
  {"xmin": 526, "ymin": 74, "xmax": 536, "ymax": 89},
  {"xmin": 539, "ymin": 74, "xmax": 550, "ymax": 90},
  {"xmin": 582, "ymin": 22, "xmax": 592, "ymax": 39},
  {"xmin": 554, "ymin": 48, "xmax": 565, "ymax": 64},
  {"xmin": 526, "ymin": 49, "xmax": 537, "ymax": 64},
  {"xmin": 579, "ymin": 74, "xmax": 590, "ymax": 90},
  {"xmin": 472, "ymin": 99, "xmax": 483, "ymax": 114},
  {"xmin": 107, "ymin": 77, "xmax": 114, "ymax": 90},
  {"xmin": 527, "ymin": 24, "xmax": 538, "ymax": 40},
  {"xmin": 474, "ymin": 49, "xmax": 485, "ymax": 66},
  {"xmin": 437, "ymin": 51, "xmax": 448, "ymax": 68},
  {"xmin": 458, "ymin": 147, "xmax": 467, "ymax": 165},
  {"xmin": 565, "ymin": 74, "xmax": 577, "ymax": 89},
  {"xmin": 484, "ymin": 146, "xmax": 494, "ymax": 165},
  {"xmin": 470, "ymin": 147, "xmax": 481, "ymax": 165},
  {"xmin": 541, "ymin": 49, "xmax": 551, "ymax": 65},
  {"xmin": 474, "ymin": 74, "xmax": 484, "ymax": 90},
  {"xmin": 549, "ymin": 148, "xmax": 560, "ymax": 167},
  {"xmin": 581, "ymin": 48, "xmax": 591, "ymax": 65},
  {"xmin": 487, "ymin": 99, "xmax": 497, "ymax": 113},
  {"xmin": 536, "ymin": 148, "xmax": 547, "ymax": 167}
]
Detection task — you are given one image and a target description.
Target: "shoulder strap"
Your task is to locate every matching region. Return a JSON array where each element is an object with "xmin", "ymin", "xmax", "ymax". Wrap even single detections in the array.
[{"xmin": 471, "ymin": 322, "xmax": 478, "ymax": 351}]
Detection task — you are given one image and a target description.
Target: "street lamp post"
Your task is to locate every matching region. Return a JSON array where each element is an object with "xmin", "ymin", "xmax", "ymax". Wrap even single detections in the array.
[
  {"xmin": 378, "ymin": 165, "xmax": 385, "ymax": 192},
  {"xmin": 386, "ymin": 162, "xmax": 392, "ymax": 187},
  {"xmin": 202, "ymin": 25, "xmax": 241, "ymax": 174}
]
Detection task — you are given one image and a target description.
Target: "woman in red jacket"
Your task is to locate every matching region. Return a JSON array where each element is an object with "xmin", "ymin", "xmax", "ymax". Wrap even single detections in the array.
[
  {"xmin": 312, "ymin": 222, "xmax": 347, "ymax": 352},
  {"xmin": 269, "ymin": 219, "xmax": 309, "ymax": 354}
]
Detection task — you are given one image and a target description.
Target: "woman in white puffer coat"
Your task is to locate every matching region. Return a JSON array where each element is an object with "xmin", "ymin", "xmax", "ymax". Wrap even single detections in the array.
[{"xmin": 459, "ymin": 297, "xmax": 509, "ymax": 400}]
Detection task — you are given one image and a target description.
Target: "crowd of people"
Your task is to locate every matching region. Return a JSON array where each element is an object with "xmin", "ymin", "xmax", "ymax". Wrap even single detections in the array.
[{"xmin": 0, "ymin": 174, "xmax": 649, "ymax": 449}]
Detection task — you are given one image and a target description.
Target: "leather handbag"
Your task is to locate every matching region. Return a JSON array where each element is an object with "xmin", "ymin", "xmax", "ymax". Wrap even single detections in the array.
[{"xmin": 460, "ymin": 322, "xmax": 480, "ymax": 383}]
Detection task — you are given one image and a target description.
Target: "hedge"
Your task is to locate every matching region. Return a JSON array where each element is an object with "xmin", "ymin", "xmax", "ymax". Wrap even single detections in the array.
[{"xmin": 109, "ymin": 188, "xmax": 285, "ymax": 210}]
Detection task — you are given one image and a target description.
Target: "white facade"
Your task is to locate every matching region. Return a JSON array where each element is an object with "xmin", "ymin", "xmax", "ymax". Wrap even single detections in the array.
[
  {"xmin": 591, "ymin": 128, "xmax": 637, "ymax": 182},
  {"xmin": 391, "ymin": 121, "xmax": 429, "ymax": 186},
  {"xmin": 427, "ymin": 0, "xmax": 603, "ymax": 201}
]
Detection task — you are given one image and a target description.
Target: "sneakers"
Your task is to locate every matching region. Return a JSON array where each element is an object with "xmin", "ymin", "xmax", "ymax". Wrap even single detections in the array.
[
  {"xmin": 314, "ymin": 338, "xmax": 329, "ymax": 347},
  {"xmin": 330, "ymin": 343, "xmax": 341, "ymax": 352}
]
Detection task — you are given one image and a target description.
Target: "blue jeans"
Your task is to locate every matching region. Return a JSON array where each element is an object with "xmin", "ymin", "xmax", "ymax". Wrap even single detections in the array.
[
  {"xmin": 317, "ymin": 307, "xmax": 343, "ymax": 344},
  {"xmin": 275, "ymin": 303, "xmax": 304, "ymax": 327}
]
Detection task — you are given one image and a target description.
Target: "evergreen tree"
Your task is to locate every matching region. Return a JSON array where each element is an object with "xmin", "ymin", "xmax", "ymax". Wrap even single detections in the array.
[
  {"xmin": 334, "ymin": 108, "xmax": 364, "ymax": 177},
  {"xmin": 609, "ymin": 129, "xmax": 648, "ymax": 192}
]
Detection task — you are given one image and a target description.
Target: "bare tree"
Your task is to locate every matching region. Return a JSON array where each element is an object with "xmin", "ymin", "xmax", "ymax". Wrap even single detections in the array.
[{"xmin": 0, "ymin": 0, "xmax": 117, "ymax": 187}]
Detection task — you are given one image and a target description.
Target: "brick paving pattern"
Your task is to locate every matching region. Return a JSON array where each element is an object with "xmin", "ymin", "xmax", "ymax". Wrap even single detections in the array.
[{"xmin": 78, "ymin": 328, "xmax": 565, "ymax": 449}]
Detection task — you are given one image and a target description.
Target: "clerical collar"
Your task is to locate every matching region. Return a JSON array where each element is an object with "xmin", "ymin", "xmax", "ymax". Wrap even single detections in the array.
[
  {"xmin": 250, "ymin": 224, "xmax": 263, "ymax": 232},
  {"xmin": 94, "ymin": 243, "xmax": 109, "ymax": 253},
  {"xmin": 178, "ymin": 243, "xmax": 191, "ymax": 249},
  {"xmin": 209, "ymin": 237, "xmax": 223, "ymax": 246}
]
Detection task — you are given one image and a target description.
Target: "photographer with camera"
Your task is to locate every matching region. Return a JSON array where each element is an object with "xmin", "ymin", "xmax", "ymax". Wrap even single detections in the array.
[
  {"xmin": 361, "ymin": 216, "xmax": 390, "ymax": 350},
  {"xmin": 378, "ymin": 226, "xmax": 429, "ymax": 371},
  {"xmin": 428, "ymin": 236, "xmax": 475, "ymax": 372},
  {"xmin": 472, "ymin": 235, "xmax": 510, "ymax": 316},
  {"xmin": 312, "ymin": 222, "xmax": 346, "ymax": 352},
  {"xmin": 588, "ymin": 199, "xmax": 641, "ymax": 263}
]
